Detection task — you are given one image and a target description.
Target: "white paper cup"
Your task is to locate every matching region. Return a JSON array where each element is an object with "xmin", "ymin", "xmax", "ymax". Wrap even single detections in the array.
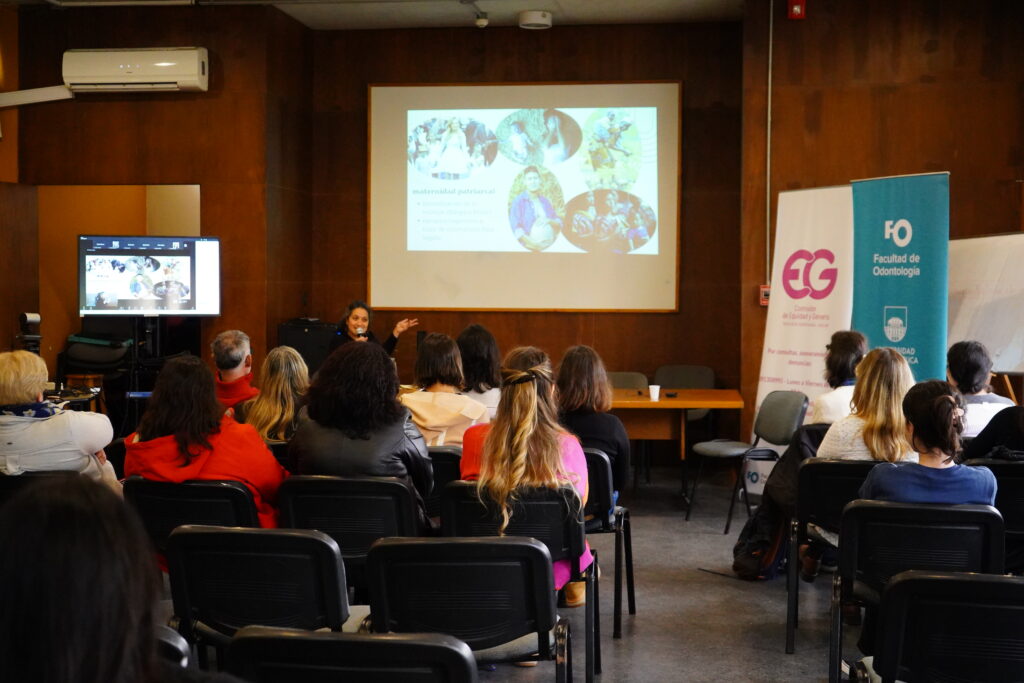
[{"xmin": 649, "ymin": 384, "xmax": 661, "ymax": 401}]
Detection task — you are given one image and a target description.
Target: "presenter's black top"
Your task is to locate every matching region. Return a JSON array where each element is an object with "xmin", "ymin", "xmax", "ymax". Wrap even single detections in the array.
[
  {"xmin": 963, "ymin": 405, "xmax": 1024, "ymax": 460},
  {"xmin": 560, "ymin": 409, "xmax": 631, "ymax": 491},
  {"xmin": 328, "ymin": 328, "xmax": 399, "ymax": 355}
]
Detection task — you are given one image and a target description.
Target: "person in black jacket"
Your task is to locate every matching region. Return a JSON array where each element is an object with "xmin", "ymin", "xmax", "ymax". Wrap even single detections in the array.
[
  {"xmin": 289, "ymin": 342, "xmax": 433, "ymax": 529},
  {"xmin": 328, "ymin": 300, "xmax": 418, "ymax": 355},
  {"xmin": 556, "ymin": 345, "xmax": 630, "ymax": 491}
]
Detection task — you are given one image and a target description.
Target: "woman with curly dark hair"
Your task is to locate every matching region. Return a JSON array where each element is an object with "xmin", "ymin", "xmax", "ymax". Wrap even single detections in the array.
[
  {"xmin": 125, "ymin": 355, "xmax": 287, "ymax": 528},
  {"xmin": 289, "ymin": 342, "xmax": 433, "ymax": 526}
]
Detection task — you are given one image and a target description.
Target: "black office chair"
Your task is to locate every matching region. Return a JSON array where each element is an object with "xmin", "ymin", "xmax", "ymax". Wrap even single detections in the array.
[
  {"xmin": 441, "ymin": 481, "xmax": 599, "ymax": 682},
  {"xmin": 156, "ymin": 624, "xmax": 191, "ymax": 669},
  {"xmin": 227, "ymin": 626, "xmax": 479, "ymax": 683},
  {"xmin": 606, "ymin": 371, "xmax": 651, "ymax": 487},
  {"xmin": 785, "ymin": 459, "xmax": 877, "ymax": 654},
  {"xmin": 870, "ymin": 570, "xmax": 1024, "ymax": 683},
  {"xmin": 166, "ymin": 525, "xmax": 364, "ymax": 669},
  {"xmin": 966, "ymin": 458, "xmax": 1024, "ymax": 572},
  {"xmin": 583, "ymin": 448, "xmax": 636, "ymax": 639},
  {"xmin": 829, "ymin": 500, "xmax": 1005, "ymax": 683},
  {"xmin": 267, "ymin": 440, "xmax": 295, "ymax": 473},
  {"xmin": 367, "ymin": 537, "xmax": 570, "ymax": 683},
  {"xmin": 425, "ymin": 446, "xmax": 462, "ymax": 519},
  {"xmin": 277, "ymin": 475, "xmax": 420, "ymax": 601},
  {"xmin": 691, "ymin": 390, "xmax": 808, "ymax": 533},
  {"xmin": 122, "ymin": 477, "xmax": 260, "ymax": 555}
]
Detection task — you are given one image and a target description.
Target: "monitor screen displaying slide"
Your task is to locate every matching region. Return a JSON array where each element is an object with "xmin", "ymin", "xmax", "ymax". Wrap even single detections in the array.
[
  {"xmin": 370, "ymin": 82, "xmax": 680, "ymax": 311},
  {"xmin": 78, "ymin": 235, "xmax": 220, "ymax": 316}
]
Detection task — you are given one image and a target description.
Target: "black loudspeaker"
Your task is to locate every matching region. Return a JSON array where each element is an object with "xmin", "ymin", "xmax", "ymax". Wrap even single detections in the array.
[{"xmin": 277, "ymin": 319, "xmax": 339, "ymax": 375}]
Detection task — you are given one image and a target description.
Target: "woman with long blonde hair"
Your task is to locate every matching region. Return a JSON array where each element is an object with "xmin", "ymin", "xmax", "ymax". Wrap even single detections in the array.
[
  {"xmin": 817, "ymin": 346, "xmax": 917, "ymax": 462},
  {"xmin": 460, "ymin": 346, "xmax": 593, "ymax": 596},
  {"xmin": 235, "ymin": 346, "xmax": 309, "ymax": 442}
]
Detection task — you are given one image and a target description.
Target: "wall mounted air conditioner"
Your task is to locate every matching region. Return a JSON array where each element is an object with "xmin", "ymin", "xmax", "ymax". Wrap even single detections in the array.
[{"xmin": 62, "ymin": 47, "xmax": 208, "ymax": 93}]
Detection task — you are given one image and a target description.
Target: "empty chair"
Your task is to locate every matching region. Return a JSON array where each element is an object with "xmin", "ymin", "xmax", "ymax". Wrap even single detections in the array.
[
  {"xmin": 122, "ymin": 477, "xmax": 259, "ymax": 555},
  {"xmin": 424, "ymin": 446, "xmax": 462, "ymax": 519},
  {"xmin": 367, "ymin": 537, "xmax": 571, "ymax": 682},
  {"xmin": 227, "ymin": 627, "xmax": 479, "ymax": 683},
  {"xmin": 583, "ymin": 448, "xmax": 636, "ymax": 639},
  {"xmin": 870, "ymin": 570, "xmax": 1024, "ymax": 683},
  {"xmin": 607, "ymin": 371, "xmax": 648, "ymax": 391},
  {"xmin": 267, "ymin": 440, "xmax": 295, "ymax": 473},
  {"xmin": 829, "ymin": 500, "xmax": 1005, "ymax": 682},
  {"xmin": 690, "ymin": 390, "xmax": 808, "ymax": 533},
  {"xmin": 277, "ymin": 475, "xmax": 420, "ymax": 600},
  {"xmin": 653, "ymin": 364, "xmax": 715, "ymax": 421},
  {"xmin": 785, "ymin": 458, "xmax": 877, "ymax": 654},
  {"xmin": 966, "ymin": 458, "xmax": 1024, "ymax": 572},
  {"xmin": 441, "ymin": 481, "xmax": 599, "ymax": 682},
  {"xmin": 166, "ymin": 525, "xmax": 364, "ymax": 666}
]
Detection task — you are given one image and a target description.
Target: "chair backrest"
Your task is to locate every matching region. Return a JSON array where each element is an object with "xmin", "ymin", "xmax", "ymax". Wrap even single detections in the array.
[
  {"xmin": 277, "ymin": 475, "xmax": 420, "ymax": 575},
  {"xmin": 607, "ymin": 371, "xmax": 648, "ymax": 390},
  {"xmin": 0, "ymin": 471, "xmax": 78, "ymax": 508},
  {"xmin": 425, "ymin": 446, "xmax": 463, "ymax": 519},
  {"xmin": 752, "ymin": 390, "xmax": 808, "ymax": 446},
  {"xmin": 166, "ymin": 525, "xmax": 349, "ymax": 643},
  {"xmin": 653, "ymin": 364, "xmax": 715, "ymax": 420},
  {"xmin": 122, "ymin": 477, "xmax": 260, "ymax": 554},
  {"xmin": 367, "ymin": 536, "xmax": 556, "ymax": 655},
  {"xmin": 583, "ymin": 448, "xmax": 615, "ymax": 529},
  {"xmin": 838, "ymin": 500, "xmax": 1005, "ymax": 600},
  {"xmin": 795, "ymin": 459, "xmax": 877, "ymax": 533},
  {"xmin": 965, "ymin": 459, "xmax": 1024, "ymax": 536},
  {"xmin": 156, "ymin": 624, "xmax": 190, "ymax": 668},
  {"xmin": 227, "ymin": 626, "xmax": 479, "ymax": 683},
  {"xmin": 267, "ymin": 441, "xmax": 295, "ymax": 473},
  {"xmin": 876, "ymin": 570, "xmax": 1024, "ymax": 683},
  {"xmin": 440, "ymin": 481, "xmax": 585, "ymax": 577}
]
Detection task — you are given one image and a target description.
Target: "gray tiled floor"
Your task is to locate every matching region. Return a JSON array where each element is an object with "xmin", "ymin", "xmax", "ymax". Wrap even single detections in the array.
[{"xmin": 481, "ymin": 465, "xmax": 844, "ymax": 682}]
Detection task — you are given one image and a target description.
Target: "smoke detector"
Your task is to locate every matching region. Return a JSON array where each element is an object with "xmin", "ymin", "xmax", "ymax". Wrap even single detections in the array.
[{"xmin": 519, "ymin": 10, "xmax": 552, "ymax": 29}]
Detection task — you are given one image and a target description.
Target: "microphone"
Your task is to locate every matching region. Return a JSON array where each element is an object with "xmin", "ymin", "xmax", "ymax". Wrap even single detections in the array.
[{"xmin": 355, "ymin": 326, "xmax": 367, "ymax": 337}]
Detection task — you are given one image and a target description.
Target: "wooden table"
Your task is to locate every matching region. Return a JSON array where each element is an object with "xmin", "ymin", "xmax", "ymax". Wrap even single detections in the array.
[{"xmin": 610, "ymin": 388, "xmax": 745, "ymax": 460}]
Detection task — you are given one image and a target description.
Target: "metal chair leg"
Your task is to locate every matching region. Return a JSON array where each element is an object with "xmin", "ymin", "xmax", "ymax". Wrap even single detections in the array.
[
  {"xmin": 592, "ymin": 550, "xmax": 601, "ymax": 674},
  {"xmin": 829, "ymin": 574, "xmax": 843, "ymax": 683},
  {"xmin": 623, "ymin": 511, "xmax": 636, "ymax": 615},
  {"xmin": 724, "ymin": 459, "xmax": 743, "ymax": 534},
  {"xmin": 686, "ymin": 456, "xmax": 704, "ymax": 521},
  {"xmin": 786, "ymin": 519, "xmax": 799, "ymax": 654},
  {"xmin": 613, "ymin": 522, "xmax": 624, "ymax": 638}
]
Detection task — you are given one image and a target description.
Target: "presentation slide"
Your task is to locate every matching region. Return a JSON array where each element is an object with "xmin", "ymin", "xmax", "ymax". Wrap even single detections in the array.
[
  {"xmin": 78, "ymin": 235, "xmax": 221, "ymax": 316},
  {"xmin": 370, "ymin": 83, "xmax": 680, "ymax": 311}
]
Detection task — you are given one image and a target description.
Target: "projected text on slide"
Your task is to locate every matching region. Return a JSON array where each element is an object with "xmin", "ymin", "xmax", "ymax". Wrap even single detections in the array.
[{"xmin": 407, "ymin": 107, "xmax": 658, "ymax": 255}]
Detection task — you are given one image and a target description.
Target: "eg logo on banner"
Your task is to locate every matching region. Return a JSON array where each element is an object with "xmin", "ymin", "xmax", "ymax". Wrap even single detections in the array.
[{"xmin": 782, "ymin": 249, "xmax": 837, "ymax": 300}]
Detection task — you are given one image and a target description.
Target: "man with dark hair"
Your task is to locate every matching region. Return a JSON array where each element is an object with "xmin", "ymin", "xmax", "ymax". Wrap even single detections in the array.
[
  {"xmin": 211, "ymin": 329, "xmax": 259, "ymax": 409},
  {"xmin": 947, "ymin": 340, "xmax": 1014, "ymax": 437}
]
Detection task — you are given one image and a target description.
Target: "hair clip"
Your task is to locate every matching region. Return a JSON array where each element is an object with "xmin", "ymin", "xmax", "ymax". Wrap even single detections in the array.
[{"xmin": 504, "ymin": 372, "xmax": 536, "ymax": 386}]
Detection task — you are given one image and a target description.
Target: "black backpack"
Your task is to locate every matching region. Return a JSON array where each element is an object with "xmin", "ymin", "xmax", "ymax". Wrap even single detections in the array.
[{"xmin": 731, "ymin": 495, "xmax": 787, "ymax": 581}]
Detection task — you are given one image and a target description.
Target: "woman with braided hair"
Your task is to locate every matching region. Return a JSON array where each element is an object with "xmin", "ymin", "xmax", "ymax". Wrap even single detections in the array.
[{"xmin": 460, "ymin": 346, "xmax": 594, "ymax": 602}]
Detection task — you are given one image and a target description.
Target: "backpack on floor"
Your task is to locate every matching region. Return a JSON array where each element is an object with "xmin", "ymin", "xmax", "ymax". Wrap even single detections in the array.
[{"xmin": 732, "ymin": 494, "xmax": 788, "ymax": 581}]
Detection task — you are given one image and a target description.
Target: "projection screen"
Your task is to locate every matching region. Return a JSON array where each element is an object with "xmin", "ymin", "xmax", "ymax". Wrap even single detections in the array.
[{"xmin": 369, "ymin": 82, "xmax": 681, "ymax": 311}]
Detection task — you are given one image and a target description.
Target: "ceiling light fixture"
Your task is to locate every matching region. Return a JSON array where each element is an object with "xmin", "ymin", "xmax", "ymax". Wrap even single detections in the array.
[{"xmin": 518, "ymin": 10, "xmax": 552, "ymax": 29}]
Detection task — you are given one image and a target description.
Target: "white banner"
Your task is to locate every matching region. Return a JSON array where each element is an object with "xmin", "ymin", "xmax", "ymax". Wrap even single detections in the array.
[{"xmin": 755, "ymin": 186, "xmax": 855, "ymax": 437}]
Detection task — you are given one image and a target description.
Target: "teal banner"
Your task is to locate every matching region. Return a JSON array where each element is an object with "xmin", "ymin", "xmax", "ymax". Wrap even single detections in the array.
[{"xmin": 851, "ymin": 173, "xmax": 949, "ymax": 380}]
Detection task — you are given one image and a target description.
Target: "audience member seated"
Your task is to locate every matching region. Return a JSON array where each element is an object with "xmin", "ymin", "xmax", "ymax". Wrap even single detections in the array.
[
  {"xmin": 211, "ymin": 329, "xmax": 259, "ymax": 409},
  {"xmin": 456, "ymin": 323, "xmax": 502, "ymax": 419},
  {"xmin": 461, "ymin": 346, "xmax": 593, "ymax": 602},
  {"xmin": 946, "ymin": 340, "xmax": 1014, "ymax": 438},
  {"xmin": 0, "ymin": 350, "xmax": 119, "ymax": 493},
  {"xmin": 557, "ymin": 344, "xmax": 630, "ymax": 492},
  {"xmin": 816, "ymin": 347, "xmax": 916, "ymax": 463},
  {"xmin": 806, "ymin": 330, "xmax": 866, "ymax": 424},
  {"xmin": 234, "ymin": 345, "xmax": 308, "ymax": 442},
  {"xmin": 859, "ymin": 380, "xmax": 996, "ymax": 505},
  {"xmin": 400, "ymin": 332, "xmax": 489, "ymax": 446},
  {"xmin": 289, "ymin": 342, "xmax": 433, "ymax": 528},
  {"xmin": 125, "ymin": 355, "xmax": 287, "ymax": 528},
  {"xmin": 963, "ymin": 401, "xmax": 1024, "ymax": 460},
  {"xmin": 328, "ymin": 299, "xmax": 418, "ymax": 355},
  {"xmin": 0, "ymin": 475, "xmax": 244, "ymax": 683}
]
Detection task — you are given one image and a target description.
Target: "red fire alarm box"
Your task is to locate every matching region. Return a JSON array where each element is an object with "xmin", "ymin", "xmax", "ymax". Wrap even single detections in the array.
[{"xmin": 788, "ymin": 1, "xmax": 806, "ymax": 19}]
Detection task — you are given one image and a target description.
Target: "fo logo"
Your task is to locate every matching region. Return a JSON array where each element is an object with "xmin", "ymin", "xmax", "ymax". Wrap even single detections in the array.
[
  {"xmin": 781, "ymin": 249, "xmax": 837, "ymax": 300},
  {"xmin": 884, "ymin": 219, "xmax": 913, "ymax": 248}
]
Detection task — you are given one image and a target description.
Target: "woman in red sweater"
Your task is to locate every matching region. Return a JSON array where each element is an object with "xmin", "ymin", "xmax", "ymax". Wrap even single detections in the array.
[{"xmin": 125, "ymin": 355, "xmax": 287, "ymax": 528}]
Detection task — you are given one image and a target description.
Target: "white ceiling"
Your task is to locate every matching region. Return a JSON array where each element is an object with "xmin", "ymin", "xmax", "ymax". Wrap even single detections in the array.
[{"xmin": 276, "ymin": 0, "xmax": 744, "ymax": 31}]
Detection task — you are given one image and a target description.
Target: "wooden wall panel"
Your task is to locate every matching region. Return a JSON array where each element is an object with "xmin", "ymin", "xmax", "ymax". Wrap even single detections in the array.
[
  {"xmin": 740, "ymin": 0, "xmax": 1024, "ymax": 431},
  {"xmin": 19, "ymin": 6, "xmax": 273, "ymax": 364},
  {"xmin": 0, "ymin": 7, "xmax": 19, "ymax": 183},
  {"xmin": 312, "ymin": 24, "xmax": 744, "ymax": 414},
  {"xmin": 0, "ymin": 183, "xmax": 38, "ymax": 352}
]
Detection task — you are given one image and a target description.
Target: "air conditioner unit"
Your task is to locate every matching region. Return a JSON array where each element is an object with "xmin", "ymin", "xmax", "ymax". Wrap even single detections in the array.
[{"xmin": 62, "ymin": 47, "xmax": 208, "ymax": 93}]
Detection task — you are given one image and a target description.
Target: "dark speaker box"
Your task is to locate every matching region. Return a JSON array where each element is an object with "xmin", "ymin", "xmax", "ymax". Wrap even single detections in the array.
[{"xmin": 277, "ymin": 320, "xmax": 339, "ymax": 375}]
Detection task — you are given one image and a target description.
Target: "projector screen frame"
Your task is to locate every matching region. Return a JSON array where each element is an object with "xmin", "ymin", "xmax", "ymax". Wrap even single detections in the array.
[{"xmin": 367, "ymin": 80, "xmax": 683, "ymax": 313}]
